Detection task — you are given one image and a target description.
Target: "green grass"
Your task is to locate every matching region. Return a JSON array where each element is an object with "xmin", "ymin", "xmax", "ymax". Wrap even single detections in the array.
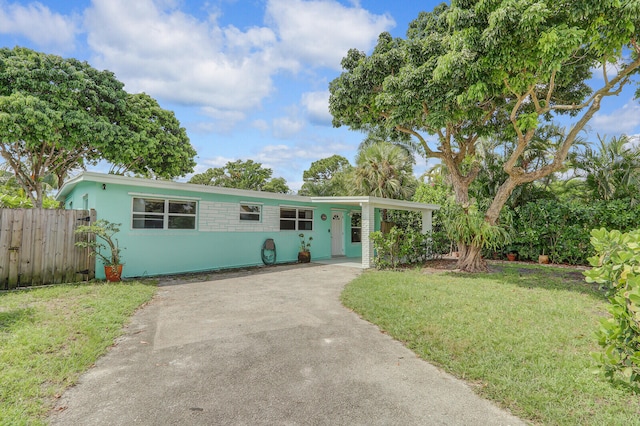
[
  {"xmin": 0, "ymin": 281, "xmax": 157, "ymax": 425},
  {"xmin": 341, "ymin": 264, "xmax": 640, "ymax": 426}
]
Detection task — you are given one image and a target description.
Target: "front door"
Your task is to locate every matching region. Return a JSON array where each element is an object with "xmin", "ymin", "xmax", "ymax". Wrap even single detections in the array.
[{"xmin": 331, "ymin": 211, "xmax": 345, "ymax": 256}]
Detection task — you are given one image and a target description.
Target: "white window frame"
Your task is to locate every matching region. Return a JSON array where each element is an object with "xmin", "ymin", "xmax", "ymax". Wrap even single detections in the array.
[
  {"xmin": 279, "ymin": 207, "xmax": 313, "ymax": 231},
  {"xmin": 240, "ymin": 203, "xmax": 262, "ymax": 222},
  {"xmin": 131, "ymin": 197, "xmax": 197, "ymax": 230}
]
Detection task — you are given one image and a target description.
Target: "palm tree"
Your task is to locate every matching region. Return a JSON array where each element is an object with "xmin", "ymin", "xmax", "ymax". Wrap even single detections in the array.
[
  {"xmin": 353, "ymin": 142, "xmax": 417, "ymax": 227},
  {"xmin": 573, "ymin": 134, "xmax": 640, "ymax": 201}
]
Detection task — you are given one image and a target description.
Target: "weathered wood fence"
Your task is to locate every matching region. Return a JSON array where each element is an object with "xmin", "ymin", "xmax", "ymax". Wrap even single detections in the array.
[{"xmin": 0, "ymin": 209, "xmax": 96, "ymax": 290}]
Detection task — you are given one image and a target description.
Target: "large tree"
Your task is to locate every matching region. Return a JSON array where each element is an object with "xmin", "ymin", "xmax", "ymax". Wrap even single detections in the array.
[
  {"xmin": 189, "ymin": 159, "xmax": 290, "ymax": 193},
  {"xmin": 0, "ymin": 47, "xmax": 196, "ymax": 207},
  {"xmin": 298, "ymin": 154, "xmax": 353, "ymax": 196},
  {"xmin": 109, "ymin": 92, "xmax": 196, "ymax": 179},
  {"xmin": 329, "ymin": 0, "xmax": 640, "ymax": 271}
]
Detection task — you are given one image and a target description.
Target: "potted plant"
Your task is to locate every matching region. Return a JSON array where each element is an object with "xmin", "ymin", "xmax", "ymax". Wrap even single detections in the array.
[
  {"xmin": 538, "ymin": 247, "xmax": 550, "ymax": 264},
  {"xmin": 298, "ymin": 233, "xmax": 312, "ymax": 263},
  {"xmin": 75, "ymin": 219, "xmax": 124, "ymax": 282},
  {"xmin": 505, "ymin": 245, "xmax": 518, "ymax": 261}
]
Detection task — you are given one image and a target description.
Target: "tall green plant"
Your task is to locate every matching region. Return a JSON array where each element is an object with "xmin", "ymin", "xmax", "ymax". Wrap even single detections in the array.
[
  {"xmin": 585, "ymin": 228, "xmax": 640, "ymax": 392},
  {"xmin": 75, "ymin": 220, "xmax": 123, "ymax": 267},
  {"xmin": 573, "ymin": 135, "xmax": 640, "ymax": 202},
  {"xmin": 370, "ymin": 227, "xmax": 446, "ymax": 270}
]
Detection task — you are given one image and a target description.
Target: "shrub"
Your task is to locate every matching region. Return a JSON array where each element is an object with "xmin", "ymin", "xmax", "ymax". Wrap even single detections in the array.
[
  {"xmin": 370, "ymin": 227, "xmax": 446, "ymax": 269},
  {"xmin": 507, "ymin": 198, "xmax": 640, "ymax": 265},
  {"xmin": 585, "ymin": 228, "xmax": 640, "ymax": 392}
]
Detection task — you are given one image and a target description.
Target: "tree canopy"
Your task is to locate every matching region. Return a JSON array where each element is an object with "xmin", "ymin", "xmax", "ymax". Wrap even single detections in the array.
[
  {"xmin": 0, "ymin": 47, "xmax": 196, "ymax": 207},
  {"xmin": 329, "ymin": 0, "xmax": 640, "ymax": 271},
  {"xmin": 109, "ymin": 92, "xmax": 196, "ymax": 179},
  {"xmin": 298, "ymin": 154, "xmax": 353, "ymax": 196},
  {"xmin": 188, "ymin": 159, "xmax": 290, "ymax": 193}
]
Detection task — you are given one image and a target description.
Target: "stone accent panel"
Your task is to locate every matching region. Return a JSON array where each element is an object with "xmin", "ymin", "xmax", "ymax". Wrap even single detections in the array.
[{"xmin": 199, "ymin": 201, "xmax": 279, "ymax": 232}]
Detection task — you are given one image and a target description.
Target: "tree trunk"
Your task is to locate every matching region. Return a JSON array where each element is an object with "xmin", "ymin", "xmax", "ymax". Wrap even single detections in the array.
[{"xmin": 456, "ymin": 243, "xmax": 487, "ymax": 272}]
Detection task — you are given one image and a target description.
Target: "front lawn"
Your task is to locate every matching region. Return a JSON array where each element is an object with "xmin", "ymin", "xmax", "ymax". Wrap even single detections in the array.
[
  {"xmin": 0, "ymin": 281, "xmax": 156, "ymax": 425},
  {"xmin": 341, "ymin": 263, "xmax": 640, "ymax": 426}
]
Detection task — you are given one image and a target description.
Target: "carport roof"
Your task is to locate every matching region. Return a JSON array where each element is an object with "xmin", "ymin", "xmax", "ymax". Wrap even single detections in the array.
[{"xmin": 310, "ymin": 196, "xmax": 439, "ymax": 212}]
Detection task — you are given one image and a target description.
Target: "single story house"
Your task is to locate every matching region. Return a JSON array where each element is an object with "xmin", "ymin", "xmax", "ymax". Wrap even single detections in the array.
[{"xmin": 56, "ymin": 172, "xmax": 440, "ymax": 279}]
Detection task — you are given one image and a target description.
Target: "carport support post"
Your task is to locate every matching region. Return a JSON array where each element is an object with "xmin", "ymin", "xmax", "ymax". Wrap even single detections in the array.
[
  {"xmin": 360, "ymin": 202, "xmax": 375, "ymax": 268},
  {"xmin": 421, "ymin": 210, "xmax": 433, "ymax": 234}
]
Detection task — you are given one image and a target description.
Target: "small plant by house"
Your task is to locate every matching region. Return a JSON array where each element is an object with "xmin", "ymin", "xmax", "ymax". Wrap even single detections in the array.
[
  {"xmin": 298, "ymin": 233, "xmax": 312, "ymax": 252},
  {"xmin": 298, "ymin": 233, "xmax": 312, "ymax": 263},
  {"xmin": 75, "ymin": 219, "xmax": 124, "ymax": 281}
]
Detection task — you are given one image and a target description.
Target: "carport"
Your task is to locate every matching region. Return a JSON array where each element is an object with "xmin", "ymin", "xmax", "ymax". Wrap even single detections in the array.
[{"xmin": 310, "ymin": 196, "xmax": 440, "ymax": 269}]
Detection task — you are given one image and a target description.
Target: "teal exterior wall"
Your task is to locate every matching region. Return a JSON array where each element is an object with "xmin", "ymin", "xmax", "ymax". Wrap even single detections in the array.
[
  {"xmin": 344, "ymin": 208, "xmax": 362, "ymax": 258},
  {"xmin": 62, "ymin": 178, "xmax": 361, "ymax": 279}
]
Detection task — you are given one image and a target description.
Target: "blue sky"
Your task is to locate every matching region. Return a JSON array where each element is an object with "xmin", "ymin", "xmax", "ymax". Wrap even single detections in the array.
[{"xmin": 1, "ymin": 0, "xmax": 639, "ymax": 191}]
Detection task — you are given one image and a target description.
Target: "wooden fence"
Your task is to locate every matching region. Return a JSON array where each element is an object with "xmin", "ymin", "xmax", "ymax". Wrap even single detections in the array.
[{"xmin": 0, "ymin": 209, "xmax": 96, "ymax": 290}]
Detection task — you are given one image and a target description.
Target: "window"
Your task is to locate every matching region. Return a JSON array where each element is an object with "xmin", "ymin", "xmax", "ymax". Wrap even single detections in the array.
[
  {"xmin": 280, "ymin": 207, "xmax": 313, "ymax": 231},
  {"xmin": 240, "ymin": 204, "xmax": 261, "ymax": 221},
  {"xmin": 351, "ymin": 212, "xmax": 362, "ymax": 243},
  {"xmin": 132, "ymin": 198, "xmax": 197, "ymax": 229}
]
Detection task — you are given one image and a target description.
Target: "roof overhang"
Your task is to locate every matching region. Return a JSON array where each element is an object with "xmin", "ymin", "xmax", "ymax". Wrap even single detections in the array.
[
  {"xmin": 56, "ymin": 172, "xmax": 441, "ymax": 213},
  {"xmin": 310, "ymin": 196, "xmax": 439, "ymax": 212},
  {"xmin": 55, "ymin": 172, "xmax": 314, "ymax": 203}
]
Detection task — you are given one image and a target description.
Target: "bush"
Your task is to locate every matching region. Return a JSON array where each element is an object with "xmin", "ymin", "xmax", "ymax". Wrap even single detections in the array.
[
  {"xmin": 507, "ymin": 198, "xmax": 640, "ymax": 265},
  {"xmin": 370, "ymin": 227, "xmax": 447, "ymax": 269},
  {"xmin": 585, "ymin": 228, "xmax": 640, "ymax": 392}
]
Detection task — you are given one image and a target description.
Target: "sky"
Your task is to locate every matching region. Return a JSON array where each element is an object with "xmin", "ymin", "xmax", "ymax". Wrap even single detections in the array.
[{"xmin": 1, "ymin": 0, "xmax": 639, "ymax": 191}]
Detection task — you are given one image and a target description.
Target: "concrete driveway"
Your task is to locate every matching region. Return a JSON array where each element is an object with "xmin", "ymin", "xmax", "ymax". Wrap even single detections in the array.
[{"xmin": 50, "ymin": 263, "xmax": 524, "ymax": 425}]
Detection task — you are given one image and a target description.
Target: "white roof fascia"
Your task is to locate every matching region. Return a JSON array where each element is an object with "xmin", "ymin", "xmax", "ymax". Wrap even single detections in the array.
[
  {"xmin": 310, "ymin": 196, "xmax": 440, "ymax": 212},
  {"xmin": 56, "ymin": 171, "xmax": 313, "ymax": 203}
]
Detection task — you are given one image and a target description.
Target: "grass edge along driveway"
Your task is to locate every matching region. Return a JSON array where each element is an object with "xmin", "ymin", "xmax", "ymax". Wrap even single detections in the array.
[
  {"xmin": 0, "ymin": 281, "xmax": 156, "ymax": 426},
  {"xmin": 341, "ymin": 264, "xmax": 640, "ymax": 426}
]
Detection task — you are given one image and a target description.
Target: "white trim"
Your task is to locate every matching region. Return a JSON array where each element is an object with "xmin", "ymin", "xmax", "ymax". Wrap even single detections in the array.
[
  {"xmin": 311, "ymin": 195, "xmax": 439, "ymax": 212},
  {"xmin": 128, "ymin": 191, "xmax": 201, "ymax": 201},
  {"xmin": 240, "ymin": 201, "xmax": 264, "ymax": 205},
  {"xmin": 57, "ymin": 171, "xmax": 310, "ymax": 203},
  {"xmin": 278, "ymin": 204, "xmax": 317, "ymax": 209}
]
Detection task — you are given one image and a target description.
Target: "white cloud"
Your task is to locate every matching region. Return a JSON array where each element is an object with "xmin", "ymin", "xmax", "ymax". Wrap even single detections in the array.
[
  {"xmin": 251, "ymin": 119, "xmax": 270, "ymax": 132},
  {"xmin": 266, "ymin": 0, "xmax": 395, "ymax": 70},
  {"xmin": 254, "ymin": 139, "xmax": 351, "ymax": 168},
  {"xmin": 301, "ymin": 91, "xmax": 332, "ymax": 125},
  {"xmin": 253, "ymin": 138, "xmax": 353, "ymax": 190},
  {"xmin": 201, "ymin": 156, "xmax": 237, "ymax": 168},
  {"xmin": 592, "ymin": 101, "xmax": 640, "ymax": 134},
  {"xmin": 84, "ymin": 0, "xmax": 282, "ymax": 111},
  {"xmin": 592, "ymin": 61, "xmax": 621, "ymax": 81},
  {"xmin": 200, "ymin": 107, "xmax": 246, "ymax": 132},
  {"xmin": 272, "ymin": 116, "xmax": 306, "ymax": 139},
  {"xmin": 0, "ymin": 2, "xmax": 78, "ymax": 52},
  {"xmin": 82, "ymin": 0, "xmax": 393, "ymax": 133}
]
